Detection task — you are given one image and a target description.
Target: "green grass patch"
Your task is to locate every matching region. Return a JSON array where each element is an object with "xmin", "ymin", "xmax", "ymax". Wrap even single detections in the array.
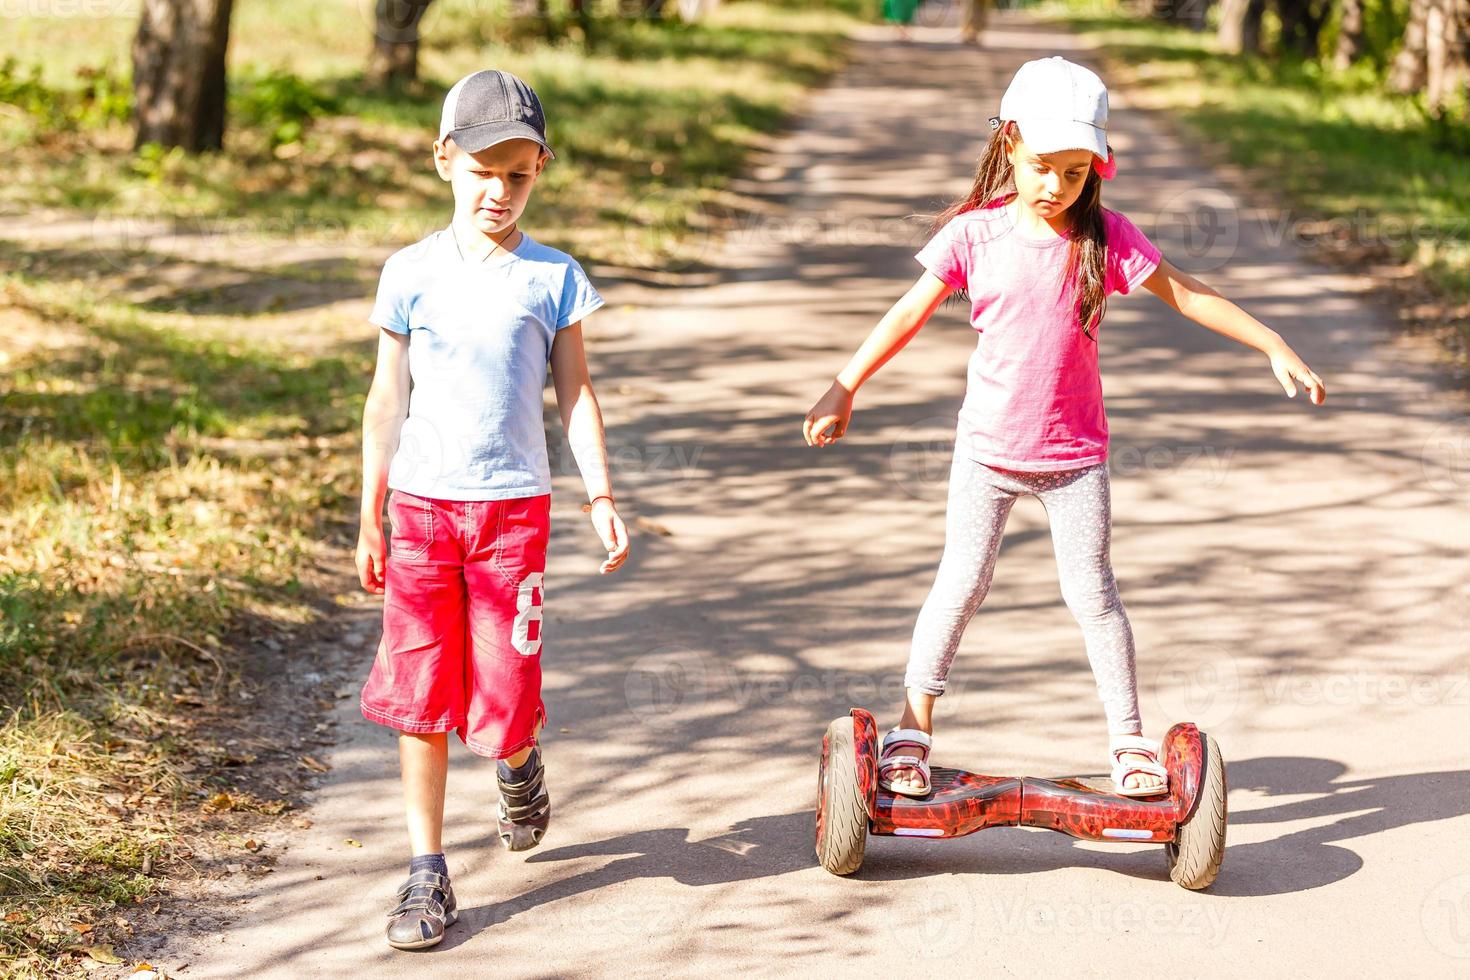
[{"xmin": 1, "ymin": 0, "xmax": 857, "ymax": 268}]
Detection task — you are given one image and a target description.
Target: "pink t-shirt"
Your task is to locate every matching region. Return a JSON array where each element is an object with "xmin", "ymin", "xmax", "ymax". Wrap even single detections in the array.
[{"xmin": 915, "ymin": 195, "xmax": 1161, "ymax": 471}]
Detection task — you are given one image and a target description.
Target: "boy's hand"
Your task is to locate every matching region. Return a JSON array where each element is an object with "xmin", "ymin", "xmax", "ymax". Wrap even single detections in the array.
[
  {"xmin": 356, "ymin": 522, "xmax": 387, "ymax": 594},
  {"xmin": 584, "ymin": 497, "xmax": 630, "ymax": 574},
  {"xmin": 1269, "ymin": 348, "xmax": 1327, "ymax": 405},
  {"xmin": 804, "ymin": 380, "xmax": 854, "ymax": 447}
]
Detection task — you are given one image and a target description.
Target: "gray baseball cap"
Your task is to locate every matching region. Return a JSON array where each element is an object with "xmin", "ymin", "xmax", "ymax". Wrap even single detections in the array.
[{"xmin": 439, "ymin": 69, "xmax": 554, "ymax": 159}]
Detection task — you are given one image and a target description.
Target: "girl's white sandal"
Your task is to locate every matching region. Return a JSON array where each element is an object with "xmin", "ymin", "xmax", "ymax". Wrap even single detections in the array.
[{"xmin": 879, "ymin": 727, "xmax": 933, "ymax": 797}]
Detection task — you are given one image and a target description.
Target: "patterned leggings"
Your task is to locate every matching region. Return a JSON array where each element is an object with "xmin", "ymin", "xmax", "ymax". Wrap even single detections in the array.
[{"xmin": 903, "ymin": 452, "xmax": 1142, "ymax": 734}]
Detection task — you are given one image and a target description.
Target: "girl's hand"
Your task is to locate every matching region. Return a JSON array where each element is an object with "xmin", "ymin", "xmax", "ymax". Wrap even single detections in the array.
[
  {"xmin": 584, "ymin": 497, "xmax": 630, "ymax": 574},
  {"xmin": 1269, "ymin": 347, "xmax": 1327, "ymax": 405},
  {"xmin": 804, "ymin": 381, "xmax": 855, "ymax": 447},
  {"xmin": 356, "ymin": 522, "xmax": 387, "ymax": 595}
]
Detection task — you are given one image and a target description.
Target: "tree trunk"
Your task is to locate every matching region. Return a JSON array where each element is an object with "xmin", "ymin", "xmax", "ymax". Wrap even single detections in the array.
[
  {"xmin": 367, "ymin": 0, "xmax": 435, "ymax": 86},
  {"xmin": 1424, "ymin": 0, "xmax": 1470, "ymax": 107},
  {"xmin": 1391, "ymin": 0, "xmax": 1470, "ymax": 104},
  {"xmin": 1391, "ymin": 0, "xmax": 1432, "ymax": 92},
  {"xmin": 1333, "ymin": 0, "xmax": 1364, "ymax": 69},
  {"xmin": 131, "ymin": 0, "xmax": 235, "ymax": 152},
  {"xmin": 1218, "ymin": 0, "xmax": 1266, "ymax": 54},
  {"xmin": 1276, "ymin": 0, "xmax": 1329, "ymax": 56}
]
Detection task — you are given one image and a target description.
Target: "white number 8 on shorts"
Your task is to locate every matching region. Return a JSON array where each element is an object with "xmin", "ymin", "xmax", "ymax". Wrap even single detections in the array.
[{"xmin": 512, "ymin": 572, "xmax": 544, "ymax": 657}]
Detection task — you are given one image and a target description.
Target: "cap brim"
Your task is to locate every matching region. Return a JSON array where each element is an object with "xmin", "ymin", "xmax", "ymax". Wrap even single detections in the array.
[
  {"xmin": 1013, "ymin": 118, "xmax": 1106, "ymax": 159},
  {"xmin": 446, "ymin": 120, "xmax": 555, "ymax": 159}
]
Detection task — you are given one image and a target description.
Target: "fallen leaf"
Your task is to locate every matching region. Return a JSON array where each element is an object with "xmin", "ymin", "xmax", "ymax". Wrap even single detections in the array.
[
  {"xmin": 84, "ymin": 947, "xmax": 124, "ymax": 965},
  {"xmin": 225, "ymin": 863, "xmax": 245, "ymax": 873},
  {"xmin": 299, "ymin": 755, "xmax": 329, "ymax": 772},
  {"xmin": 201, "ymin": 792, "xmax": 235, "ymax": 813},
  {"xmin": 632, "ymin": 516, "xmax": 673, "ymax": 537},
  {"xmin": 72, "ymin": 922, "xmax": 95, "ymax": 934},
  {"xmin": 259, "ymin": 799, "xmax": 289, "ymax": 815},
  {"xmin": 3, "ymin": 912, "xmax": 23, "ymax": 923},
  {"xmin": 244, "ymin": 839, "xmax": 262, "ymax": 852},
  {"xmin": 292, "ymin": 817, "xmax": 313, "ymax": 829},
  {"xmin": 344, "ymin": 838, "xmax": 362, "ymax": 848}
]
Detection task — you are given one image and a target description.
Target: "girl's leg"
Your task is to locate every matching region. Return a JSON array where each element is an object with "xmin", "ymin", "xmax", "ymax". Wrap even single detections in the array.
[
  {"xmin": 400, "ymin": 732, "xmax": 449, "ymax": 855},
  {"xmin": 889, "ymin": 455, "xmax": 1019, "ymax": 787},
  {"xmin": 1034, "ymin": 463, "xmax": 1160, "ymax": 790},
  {"xmin": 904, "ymin": 454, "xmax": 1020, "ymax": 699}
]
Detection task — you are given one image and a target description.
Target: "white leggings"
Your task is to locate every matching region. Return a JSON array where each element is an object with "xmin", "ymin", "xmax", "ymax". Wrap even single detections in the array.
[{"xmin": 903, "ymin": 452, "xmax": 1142, "ymax": 735}]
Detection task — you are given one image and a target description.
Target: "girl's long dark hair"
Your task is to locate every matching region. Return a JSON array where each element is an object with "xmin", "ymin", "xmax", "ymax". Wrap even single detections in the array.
[{"xmin": 931, "ymin": 120, "xmax": 1111, "ymax": 341}]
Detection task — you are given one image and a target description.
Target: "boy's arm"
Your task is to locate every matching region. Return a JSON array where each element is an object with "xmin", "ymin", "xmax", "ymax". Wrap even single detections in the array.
[
  {"xmin": 1140, "ymin": 257, "xmax": 1326, "ymax": 405},
  {"xmin": 804, "ymin": 270, "xmax": 953, "ymax": 447},
  {"xmin": 550, "ymin": 321, "xmax": 630, "ymax": 575},
  {"xmin": 357, "ymin": 328, "xmax": 411, "ymax": 594}
]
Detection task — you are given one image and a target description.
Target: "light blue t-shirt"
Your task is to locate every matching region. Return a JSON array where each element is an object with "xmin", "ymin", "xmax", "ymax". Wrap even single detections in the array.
[{"xmin": 370, "ymin": 228, "xmax": 604, "ymax": 501}]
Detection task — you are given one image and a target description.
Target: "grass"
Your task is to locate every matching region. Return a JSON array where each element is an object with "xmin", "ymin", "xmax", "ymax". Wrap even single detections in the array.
[
  {"xmin": 1034, "ymin": 0, "xmax": 1470, "ymax": 368},
  {"xmin": 0, "ymin": 1, "xmax": 862, "ymax": 972},
  {"xmin": 1, "ymin": 0, "xmax": 857, "ymax": 268}
]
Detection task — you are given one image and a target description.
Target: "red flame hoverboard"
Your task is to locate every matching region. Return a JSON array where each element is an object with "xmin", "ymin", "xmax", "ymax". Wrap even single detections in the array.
[{"xmin": 815, "ymin": 709, "xmax": 1227, "ymax": 889}]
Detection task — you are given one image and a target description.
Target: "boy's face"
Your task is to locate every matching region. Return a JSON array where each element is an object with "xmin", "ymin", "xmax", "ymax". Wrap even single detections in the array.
[
  {"xmin": 1005, "ymin": 133, "xmax": 1094, "ymax": 218},
  {"xmin": 433, "ymin": 137, "xmax": 549, "ymax": 236}
]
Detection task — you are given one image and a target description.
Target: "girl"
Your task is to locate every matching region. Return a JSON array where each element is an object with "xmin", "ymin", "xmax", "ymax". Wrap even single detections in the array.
[{"xmin": 802, "ymin": 56, "xmax": 1326, "ymax": 798}]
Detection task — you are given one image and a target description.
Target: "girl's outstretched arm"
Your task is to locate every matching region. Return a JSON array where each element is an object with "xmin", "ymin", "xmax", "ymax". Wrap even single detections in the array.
[
  {"xmin": 804, "ymin": 271, "xmax": 954, "ymax": 447},
  {"xmin": 1141, "ymin": 257, "xmax": 1326, "ymax": 405}
]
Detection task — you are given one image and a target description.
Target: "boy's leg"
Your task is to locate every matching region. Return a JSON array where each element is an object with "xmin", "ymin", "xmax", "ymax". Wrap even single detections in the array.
[
  {"xmin": 461, "ymin": 494, "xmax": 552, "ymax": 848},
  {"xmin": 399, "ymin": 732, "xmax": 449, "ymax": 855},
  {"xmin": 359, "ymin": 492, "xmax": 467, "ymax": 949}
]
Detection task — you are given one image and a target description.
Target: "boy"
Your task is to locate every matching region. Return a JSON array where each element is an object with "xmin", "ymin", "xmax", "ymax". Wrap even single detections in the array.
[{"xmin": 354, "ymin": 69, "xmax": 630, "ymax": 951}]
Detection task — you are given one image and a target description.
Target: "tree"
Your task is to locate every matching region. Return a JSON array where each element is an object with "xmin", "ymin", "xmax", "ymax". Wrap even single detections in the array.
[
  {"xmin": 1390, "ymin": 0, "xmax": 1470, "ymax": 108},
  {"xmin": 1333, "ymin": 0, "xmax": 1366, "ymax": 69},
  {"xmin": 1275, "ymin": 0, "xmax": 1330, "ymax": 56},
  {"xmin": 131, "ymin": 0, "xmax": 236, "ymax": 152},
  {"xmin": 1217, "ymin": 0, "xmax": 1267, "ymax": 54},
  {"xmin": 367, "ymin": 0, "xmax": 436, "ymax": 86}
]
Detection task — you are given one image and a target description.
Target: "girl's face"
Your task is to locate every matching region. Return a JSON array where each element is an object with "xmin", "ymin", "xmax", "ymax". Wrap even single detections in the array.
[
  {"xmin": 433, "ymin": 137, "xmax": 548, "ymax": 237},
  {"xmin": 1005, "ymin": 132, "xmax": 1095, "ymax": 219}
]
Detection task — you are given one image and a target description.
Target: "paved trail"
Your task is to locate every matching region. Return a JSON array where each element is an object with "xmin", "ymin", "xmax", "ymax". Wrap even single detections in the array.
[{"xmin": 171, "ymin": 10, "xmax": 1470, "ymax": 976}]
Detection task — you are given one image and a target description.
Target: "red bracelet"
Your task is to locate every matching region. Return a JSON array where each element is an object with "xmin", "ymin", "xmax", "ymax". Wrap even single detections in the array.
[{"xmin": 589, "ymin": 495, "xmax": 614, "ymax": 507}]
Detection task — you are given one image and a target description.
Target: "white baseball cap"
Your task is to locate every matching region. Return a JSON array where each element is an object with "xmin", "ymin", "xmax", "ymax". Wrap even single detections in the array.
[{"xmin": 994, "ymin": 56, "xmax": 1114, "ymax": 177}]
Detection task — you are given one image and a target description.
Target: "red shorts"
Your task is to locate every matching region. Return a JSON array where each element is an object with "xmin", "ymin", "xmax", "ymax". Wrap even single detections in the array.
[{"xmin": 360, "ymin": 490, "xmax": 550, "ymax": 759}]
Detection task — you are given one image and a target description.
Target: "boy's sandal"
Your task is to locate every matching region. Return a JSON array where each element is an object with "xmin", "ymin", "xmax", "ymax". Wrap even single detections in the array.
[
  {"xmin": 878, "ymin": 727, "xmax": 933, "ymax": 798},
  {"xmin": 385, "ymin": 869, "xmax": 458, "ymax": 951},
  {"xmin": 1110, "ymin": 735, "xmax": 1170, "ymax": 798},
  {"xmin": 497, "ymin": 747, "xmax": 551, "ymax": 852}
]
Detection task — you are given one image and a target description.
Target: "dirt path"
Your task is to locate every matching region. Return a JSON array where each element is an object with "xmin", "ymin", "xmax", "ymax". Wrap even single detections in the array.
[{"xmin": 156, "ymin": 9, "xmax": 1470, "ymax": 976}]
